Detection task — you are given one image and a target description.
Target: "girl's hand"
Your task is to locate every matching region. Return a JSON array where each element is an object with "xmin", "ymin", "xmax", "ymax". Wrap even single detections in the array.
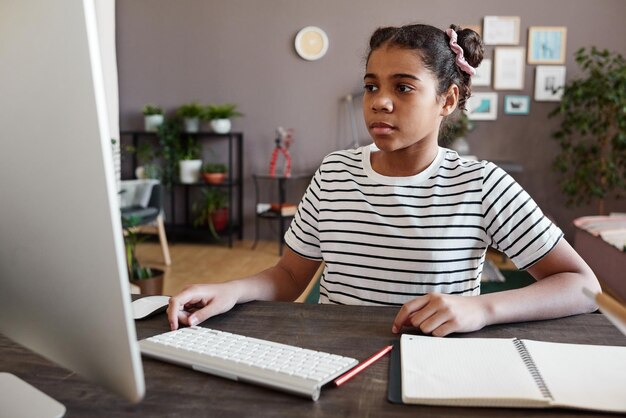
[
  {"xmin": 167, "ymin": 282, "xmax": 241, "ymax": 330},
  {"xmin": 392, "ymin": 293, "xmax": 489, "ymax": 337}
]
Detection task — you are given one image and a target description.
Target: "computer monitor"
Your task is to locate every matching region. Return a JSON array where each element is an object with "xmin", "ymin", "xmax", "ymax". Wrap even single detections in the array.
[{"xmin": 0, "ymin": 0, "xmax": 145, "ymax": 414}]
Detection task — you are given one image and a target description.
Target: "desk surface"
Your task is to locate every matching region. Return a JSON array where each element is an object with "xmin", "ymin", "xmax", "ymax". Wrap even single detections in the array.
[{"xmin": 2, "ymin": 301, "xmax": 625, "ymax": 417}]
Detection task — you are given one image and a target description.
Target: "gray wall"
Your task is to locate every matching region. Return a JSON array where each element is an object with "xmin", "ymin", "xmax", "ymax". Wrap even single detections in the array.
[{"xmin": 116, "ymin": 0, "xmax": 626, "ymax": 241}]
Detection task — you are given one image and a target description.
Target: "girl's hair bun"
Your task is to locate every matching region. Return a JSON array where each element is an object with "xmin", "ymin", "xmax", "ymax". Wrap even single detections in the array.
[{"xmin": 449, "ymin": 24, "xmax": 484, "ymax": 69}]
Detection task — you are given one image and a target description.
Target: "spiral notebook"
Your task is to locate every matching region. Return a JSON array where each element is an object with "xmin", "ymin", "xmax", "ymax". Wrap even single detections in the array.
[{"xmin": 398, "ymin": 334, "xmax": 626, "ymax": 413}]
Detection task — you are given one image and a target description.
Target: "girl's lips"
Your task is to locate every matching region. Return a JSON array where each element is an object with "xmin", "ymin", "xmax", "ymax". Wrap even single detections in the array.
[{"xmin": 369, "ymin": 122, "xmax": 396, "ymax": 135}]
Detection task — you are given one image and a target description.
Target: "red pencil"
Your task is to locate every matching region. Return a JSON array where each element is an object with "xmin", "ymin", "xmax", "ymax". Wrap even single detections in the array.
[{"xmin": 333, "ymin": 344, "xmax": 394, "ymax": 387}]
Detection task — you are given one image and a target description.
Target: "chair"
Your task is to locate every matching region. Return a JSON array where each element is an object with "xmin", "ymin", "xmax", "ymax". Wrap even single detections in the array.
[{"xmin": 119, "ymin": 180, "xmax": 171, "ymax": 266}]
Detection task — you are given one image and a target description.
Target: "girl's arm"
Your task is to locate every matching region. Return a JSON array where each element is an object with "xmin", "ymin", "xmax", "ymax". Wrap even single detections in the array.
[
  {"xmin": 392, "ymin": 239, "xmax": 601, "ymax": 336},
  {"xmin": 167, "ymin": 247, "xmax": 321, "ymax": 330}
]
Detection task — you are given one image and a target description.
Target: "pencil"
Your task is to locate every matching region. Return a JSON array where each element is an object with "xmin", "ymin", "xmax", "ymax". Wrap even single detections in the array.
[
  {"xmin": 333, "ymin": 344, "xmax": 394, "ymax": 387},
  {"xmin": 583, "ymin": 287, "xmax": 626, "ymax": 336}
]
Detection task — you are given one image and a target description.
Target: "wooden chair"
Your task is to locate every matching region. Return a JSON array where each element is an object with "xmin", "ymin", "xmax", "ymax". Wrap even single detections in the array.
[{"xmin": 120, "ymin": 180, "xmax": 171, "ymax": 266}]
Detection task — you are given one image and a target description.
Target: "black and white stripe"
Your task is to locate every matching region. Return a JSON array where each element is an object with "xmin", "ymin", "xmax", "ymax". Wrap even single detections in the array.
[{"xmin": 285, "ymin": 146, "xmax": 562, "ymax": 306}]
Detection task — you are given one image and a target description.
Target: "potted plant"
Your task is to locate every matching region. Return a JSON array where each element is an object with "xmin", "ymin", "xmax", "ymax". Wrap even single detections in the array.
[
  {"xmin": 156, "ymin": 118, "xmax": 181, "ymax": 187},
  {"xmin": 549, "ymin": 47, "xmax": 626, "ymax": 214},
  {"xmin": 193, "ymin": 188, "xmax": 229, "ymax": 240},
  {"xmin": 176, "ymin": 102, "xmax": 204, "ymax": 133},
  {"xmin": 201, "ymin": 162, "xmax": 228, "ymax": 185},
  {"xmin": 178, "ymin": 136, "xmax": 202, "ymax": 184},
  {"xmin": 122, "ymin": 215, "xmax": 164, "ymax": 295},
  {"xmin": 143, "ymin": 104, "xmax": 164, "ymax": 132},
  {"xmin": 439, "ymin": 111, "xmax": 473, "ymax": 155},
  {"xmin": 125, "ymin": 142, "xmax": 161, "ymax": 179},
  {"xmin": 206, "ymin": 103, "xmax": 243, "ymax": 134}
]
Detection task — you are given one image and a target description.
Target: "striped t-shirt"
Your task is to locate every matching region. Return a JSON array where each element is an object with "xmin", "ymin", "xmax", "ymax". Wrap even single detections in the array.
[{"xmin": 284, "ymin": 145, "xmax": 563, "ymax": 306}]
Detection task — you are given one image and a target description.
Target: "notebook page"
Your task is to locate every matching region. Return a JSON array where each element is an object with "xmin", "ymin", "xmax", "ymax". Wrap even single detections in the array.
[
  {"xmin": 523, "ymin": 340, "xmax": 626, "ymax": 413},
  {"xmin": 401, "ymin": 335, "xmax": 547, "ymax": 407}
]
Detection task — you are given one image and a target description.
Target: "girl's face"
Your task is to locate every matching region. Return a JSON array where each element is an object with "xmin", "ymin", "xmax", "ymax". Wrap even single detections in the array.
[{"xmin": 363, "ymin": 45, "xmax": 454, "ymax": 154}]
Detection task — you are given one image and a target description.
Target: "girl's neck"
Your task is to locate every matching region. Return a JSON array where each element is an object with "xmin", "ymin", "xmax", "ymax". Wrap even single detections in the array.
[{"xmin": 370, "ymin": 141, "xmax": 439, "ymax": 177}]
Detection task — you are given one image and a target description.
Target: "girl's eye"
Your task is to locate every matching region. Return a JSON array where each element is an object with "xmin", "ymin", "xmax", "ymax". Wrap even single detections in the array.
[
  {"xmin": 364, "ymin": 84, "xmax": 378, "ymax": 92},
  {"xmin": 397, "ymin": 84, "xmax": 413, "ymax": 93}
]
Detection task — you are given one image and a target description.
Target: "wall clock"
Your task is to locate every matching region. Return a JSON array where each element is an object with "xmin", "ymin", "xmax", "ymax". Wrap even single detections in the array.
[{"xmin": 294, "ymin": 26, "xmax": 329, "ymax": 61}]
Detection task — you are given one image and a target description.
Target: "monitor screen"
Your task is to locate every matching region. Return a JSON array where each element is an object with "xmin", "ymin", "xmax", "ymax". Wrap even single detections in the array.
[{"xmin": 0, "ymin": 0, "xmax": 145, "ymax": 411}]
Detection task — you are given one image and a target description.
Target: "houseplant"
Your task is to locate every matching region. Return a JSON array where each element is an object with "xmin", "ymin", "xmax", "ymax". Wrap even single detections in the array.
[
  {"xmin": 193, "ymin": 188, "xmax": 229, "ymax": 240},
  {"xmin": 143, "ymin": 104, "xmax": 164, "ymax": 132},
  {"xmin": 122, "ymin": 214, "xmax": 164, "ymax": 295},
  {"xmin": 176, "ymin": 102, "xmax": 204, "ymax": 133},
  {"xmin": 156, "ymin": 118, "xmax": 181, "ymax": 187},
  {"xmin": 178, "ymin": 136, "xmax": 202, "ymax": 184},
  {"xmin": 549, "ymin": 47, "xmax": 626, "ymax": 214},
  {"xmin": 206, "ymin": 103, "xmax": 243, "ymax": 134},
  {"xmin": 201, "ymin": 162, "xmax": 228, "ymax": 185},
  {"xmin": 439, "ymin": 111, "xmax": 473, "ymax": 155},
  {"xmin": 125, "ymin": 141, "xmax": 161, "ymax": 179}
]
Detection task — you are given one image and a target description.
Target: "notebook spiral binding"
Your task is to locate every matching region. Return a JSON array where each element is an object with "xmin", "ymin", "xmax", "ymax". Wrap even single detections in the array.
[{"xmin": 512, "ymin": 338, "xmax": 554, "ymax": 400}]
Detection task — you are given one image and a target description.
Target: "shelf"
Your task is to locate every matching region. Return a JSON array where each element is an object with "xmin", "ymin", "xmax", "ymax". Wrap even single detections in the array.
[{"xmin": 120, "ymin": 130, "xmax": 244, "ymax": 245}]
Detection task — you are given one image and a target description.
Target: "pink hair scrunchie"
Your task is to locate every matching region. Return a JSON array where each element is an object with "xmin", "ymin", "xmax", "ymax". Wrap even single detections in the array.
[{"xmin": 445, "ymin": 28, "xmax": 476, "ymax": 76}]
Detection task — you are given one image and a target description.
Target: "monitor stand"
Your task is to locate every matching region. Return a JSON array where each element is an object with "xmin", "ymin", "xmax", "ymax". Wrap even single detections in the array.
[{"xmin": 0, "ymin": 373, "xmax": 66, "ymax": 418}]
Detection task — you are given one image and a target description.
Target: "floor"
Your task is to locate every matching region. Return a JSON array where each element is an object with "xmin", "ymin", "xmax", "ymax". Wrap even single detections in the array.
[{"xmin": 135, "ymin": 239, "xmax": 517, "ymax": 298}]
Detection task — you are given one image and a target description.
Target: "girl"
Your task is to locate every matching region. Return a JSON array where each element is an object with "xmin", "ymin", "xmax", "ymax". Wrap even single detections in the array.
[{"xmin": 168, "ymin": 24, "xmax": 600, "ymax": 336}]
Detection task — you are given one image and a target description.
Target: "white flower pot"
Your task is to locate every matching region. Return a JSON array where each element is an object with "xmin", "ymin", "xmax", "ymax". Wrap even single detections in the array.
[
  {"xmin": 144, "ymin": 114, "xmax": 164, "ymax": 132},
  {"xmin": 179, "ymin": 159, "xmax": 202, "ymax": 184},
  {"xmin": 184, "ymin": 117, "xmax": 200, "ymax": 133},
  {"xmin": 210, "ymin": 118, "xmax": 232, "ymax": 134}
]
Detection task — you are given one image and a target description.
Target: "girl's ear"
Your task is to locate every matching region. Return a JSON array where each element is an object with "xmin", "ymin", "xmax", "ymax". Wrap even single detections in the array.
[{"xmin": 440, "ymin": 84, "xmax": 459, "ymax": 117}]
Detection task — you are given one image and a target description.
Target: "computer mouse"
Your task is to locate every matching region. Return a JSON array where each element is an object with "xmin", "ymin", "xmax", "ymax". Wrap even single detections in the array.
[{"xmin": 131, "ymin": 295, "xmax": 170, "ymax": 320}]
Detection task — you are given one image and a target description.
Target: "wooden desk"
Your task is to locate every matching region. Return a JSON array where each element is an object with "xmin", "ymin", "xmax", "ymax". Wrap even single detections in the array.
[{"xmin": 2, "ymin": 302, "xmax": 625, "ymax": 417}]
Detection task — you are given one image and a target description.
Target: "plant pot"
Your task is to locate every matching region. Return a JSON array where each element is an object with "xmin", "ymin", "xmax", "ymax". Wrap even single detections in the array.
[
  {"xmin": 130, "ymin": 268, "xmax": 164, "ymax": 295},
  {"xmin": 202, "ymin": 172, "xmax": 227, "ymax": 185},
  {"xmin": 210, "ymin": 118, "xmax": 231, "ymax": 134},
  {"xmin": 144, "ymin": 114, "xmax": 164, "ymax": 132},
  {"xmin": 179, "ymin": 159, "xmax": 202, "ymax": 184},
  {"xmin": 184, "ymin": 117, "xmax": 200, "ymax": 133},
  {"xmin": 211, "ymin": 207, "xmax": 229, "ymax": 232}
]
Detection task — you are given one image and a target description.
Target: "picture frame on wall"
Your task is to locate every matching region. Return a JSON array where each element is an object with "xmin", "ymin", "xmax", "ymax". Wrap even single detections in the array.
[
  {"xmin": 528, "ymin": 27, "xmax": 567, "ymax": 64},
  {"xmin": 504, "ymin": 95, "xmax": 530, "ymax": 115},
  {"xmin": 482, "ymin": 16, "xmax": 520, "ymax": 45},
  {"xmin": 465, "ymin": 92, "xmax": 498, "ymax": 120},
  {"xmin": 473, "ymin": 58, "xmax": 492, "ymax": 87},
  {"xmin": 534, "ymin": 66, "xmax": 566, "ymax": 101},
  {"xmin": 493, "ymin": 47, "xmax": 525, "ymax": 90}
]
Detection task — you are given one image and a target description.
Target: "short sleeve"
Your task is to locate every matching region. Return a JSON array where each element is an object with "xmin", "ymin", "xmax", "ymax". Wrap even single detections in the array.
[
  {"xmin": 283, "ymin": 168, "xmax": 323, "ymax": 260},
  {"xmin": 482, "ymin": 163, "xmax": 563, "ymax": 270}
]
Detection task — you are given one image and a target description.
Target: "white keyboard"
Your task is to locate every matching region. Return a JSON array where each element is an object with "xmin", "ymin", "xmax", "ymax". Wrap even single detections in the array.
[{"xmin": 139, "ymin": 326, "xmax": 358, "ymax": 400}]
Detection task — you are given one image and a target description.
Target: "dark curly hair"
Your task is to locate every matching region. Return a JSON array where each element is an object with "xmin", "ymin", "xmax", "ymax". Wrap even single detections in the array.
[{"xmin": 366, "ymin": 24, "xmax": 484, "ymax": 110}]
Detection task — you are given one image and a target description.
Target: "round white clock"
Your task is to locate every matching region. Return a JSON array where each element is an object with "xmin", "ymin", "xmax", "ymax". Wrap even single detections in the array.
[{"xmin": 294, "ymin": 26, "xmax": 329, "ymax": 61}]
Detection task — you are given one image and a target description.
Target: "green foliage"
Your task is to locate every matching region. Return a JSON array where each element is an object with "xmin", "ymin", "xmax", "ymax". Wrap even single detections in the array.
[
  {"xmin": 193, "ymin": 188, "xmax": 229, "ymax": 239},
  {"xmin": 142, "ymin": 104, "xmax": 163, "ymax": 116},
  {"xmin": 179, "ymin": 136, "xmax": 201, "ymax": 160},
  {"xmin": 121, "ymin": 215, "xmax": 155, "ymax": 280},
  {"xmin": 549, "ymin": 47, "xmax": 626, "ymax": 212},
  {"xmin": 176, "ymin": 102, "xmax": 204, "ymax": 118},
  {"xmin": 202, "ymin": 162, "xmax": 227, "ymax": 173},
  {"xmin": 439, "ymin": 112, "xmax": 473, "ymax": 144},
  {"xmin": 156, "ymin": 118, "xmax": 181, "ymax": 187},
  {"xmin": 205, "ymin": 103, "xmax": 243, "ymax": 120}
]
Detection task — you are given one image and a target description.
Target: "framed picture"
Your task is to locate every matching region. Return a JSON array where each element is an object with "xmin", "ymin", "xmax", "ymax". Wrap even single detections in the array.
[
  {"xmin": 528, "ymin": 27, "xmax": 567, "ymax": 64},
  {"xmin": 482, "ymin": 16, "xmax": 520, "ymax": 45},
  {"xmin": 534, "ymin": 66, "xmax": 566, "ymax": 101},
  {"xmin": 465, "ymin": 92, "xmax": 498, "ymax": 120},
  {"xmin": 504, "ymin": 95, "xmax": 530, "ymax": 115},
  {"xmin": 473, "ymin": 58, "xmax": 492, "ymax": 87},
  {"xmin": 493, "ymin": 47, "xmax": 525, "ymax": 90}
]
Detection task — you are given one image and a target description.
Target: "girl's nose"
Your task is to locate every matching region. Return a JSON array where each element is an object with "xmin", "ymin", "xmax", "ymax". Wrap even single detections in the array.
[{"xmin": 371, "ymin": 95, "xmax": 393, "ymax": 113}]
